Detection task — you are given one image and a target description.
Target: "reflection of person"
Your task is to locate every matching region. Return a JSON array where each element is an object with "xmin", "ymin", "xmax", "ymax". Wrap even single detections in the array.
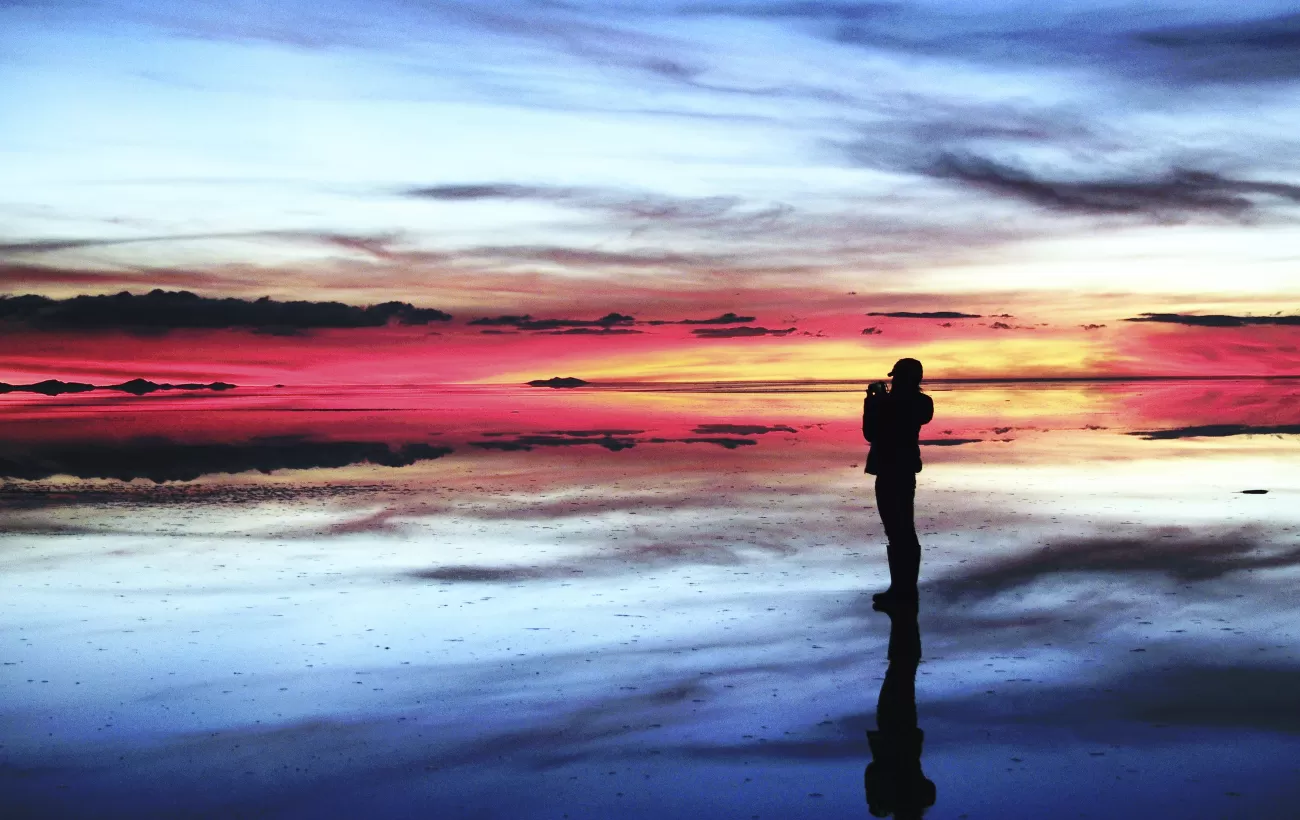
[
  {"xmin": 865, "ymin": 607, "xmax": 935, "ymax": 818},
  {"xmin": 863, "ymin": 358, "xmax": 933, "ymax": 611}
]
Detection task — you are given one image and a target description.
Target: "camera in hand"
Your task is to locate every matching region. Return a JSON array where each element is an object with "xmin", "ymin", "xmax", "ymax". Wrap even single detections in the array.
[{"xmin": 867, "ymin": 381, "xmax": 889, "ymax": 396}]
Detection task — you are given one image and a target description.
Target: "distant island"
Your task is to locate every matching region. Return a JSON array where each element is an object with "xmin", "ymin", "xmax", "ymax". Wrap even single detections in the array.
[
  {"xmin": 526, "ymin": 377, "xmax": 589, "ymax": 388},
  {"xmin": 0, "ymin": 378, "xmax": 237, "ymax": 396}
]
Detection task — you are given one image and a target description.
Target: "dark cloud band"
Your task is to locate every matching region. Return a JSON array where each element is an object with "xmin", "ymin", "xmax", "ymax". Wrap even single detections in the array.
[
  {"xmin": 468, "ymin": 313, "xmax": 635, "ymax": 331},
  {"xmin": 0, "ymin": 290, "xmax": 451, "ymax": 333},
  {"xmin": 932, "ymin": 154, "xmax": 1300, "ymax": 217},
  {"xmin": 646, "ymin": 312, "xmax": 757, "ymax": 325},
  {"xmin": 691, "ymin": 326, "xmax": 796, "ymax": 338},
  {"xmin": 1124, "ymin": 312, "xmax": 1300, "ymax": 327},
  {"xmin": 867, "ymin": 310, "xmax": 982, "ymax": 319},
  {"xmin": 1128, "ymin": 423, "xmax": 1300, "ymax": 440}
]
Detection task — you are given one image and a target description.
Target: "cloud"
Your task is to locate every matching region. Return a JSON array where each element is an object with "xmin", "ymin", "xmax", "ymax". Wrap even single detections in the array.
[
  {"xmin": 924, "ymin": 661, "xmax": 1300, "ymax": 736},
  {"xmin": 0, "ymin": 233, "xmax": 261, "ymax": 255},
  {"xmin": 0, "ymin": 231, "xmax": 404, "ymax": 259},
  {"xmin": 1128, "ymin": 423, "xmax": 1300, "ymax": 440},
  {"xmin": 472, "ymin": 434, "xmax": 637, "ymax": 452},
  {"xmin": 406, "ymin": 183, "xmax": 757, "ymax": 225},
  {"xmin": 0, "ymin": 261, "xmax": 267, "ymax": 293},
  {"xmin": 867, "ymin": 311, "xmax": 981, "ymax": 319},
  {"xmin": 691, "ymin": 424, "xmax": 796, "ymax": 435},
  {"xmin": 685, "ymin": 2, "xmax": 895, "ymax": 22},
  {"xmin": 1137, "ymin": 13, "xmax": 1300, "ymax": 83},
  {"xmin": 405, "ymin": 184, "xmax": 571, "ymax": 201},
  {"xmin": 1124, "ymin": 312, "xmax": 1300, "ymax": 327},
  {"xmin": 935, "ymin": 529, "xmax": 1300, "ymax": 601},
  {"xmin": 469, "ymin": 432, "xmax": 757, "ymax": 452},
  {"xmin": 411, "ymin": 566, "xmax": 548, "ymax": 582},
  {"xmin": 406, "ymin": 530, "xmax": 784, "ymax": 584},
  {"xmin": 644, "ymin": 312, "xmax": 757, "ymax": 326},
  {"xmin": 931, "ymin": 154, "xmax": 1300, "ymax": 218},
  {"xmin": 650, "ymin": 437, "xmax": 756, "ymax": 449},
  {"xmin": 447, "ymin": 4, "xmax": 718, "ymax": 90},
  {"xmin": 406, "ymin": 183, "xmax": 799, "ymax": 245},
  {"xmin": 467, "ymin": 314, "xmax": 533, "ymax": 326},
  {"xmin": 525, "ymin": 314, "xmax": 636, "ymax": 329},
  {"xmin": 690, "ymin": 326, "xmax": 797, "ymax": 338},
  {"xmin": 466, "ymin": 313, "xmax": 636, "ymax": 331},
  {"xmin": 0, "ymin": 290, "xmax": 451, "ymax": 333},
  {"xmin": 0, "ymin": 438, "xmax": 453, "ymax": 483},
  {"xmin": 542, "ymin": 327, "xmax": 644, "ymax": 336},
  {"xmin": 472, "ymin": 246, "xmax": 721, "ymax": 270},
  {"xmin": 541, "ymin": 429, "xmax": 645, "ymax": 437},
  {"xmin": 699, "ymin": 3, "xmax": 1300, "ymax": 87},
  {"xmin": 406, "ymin": 195, "xmax": 1028, "ymax": 280},
  {"xmin": 1097, "ymin": 664, "xmax": 1300, "ymax": 733},
  {"xmin": 664, "ymin": 312, "xmax": 759, "ymax": 325},
  {"xmin": 685, "ymin": 312, "xmax": 757, "ymax": 324}
]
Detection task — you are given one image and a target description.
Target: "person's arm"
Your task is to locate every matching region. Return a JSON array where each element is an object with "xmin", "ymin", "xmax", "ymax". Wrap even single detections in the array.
[
  {"xmin": 863, "ymin": 395, "xmax": 877, "ymax": 442},
  {"xmin": 918, "ymin": 394, "xmax": 934, "ymax": 427}
]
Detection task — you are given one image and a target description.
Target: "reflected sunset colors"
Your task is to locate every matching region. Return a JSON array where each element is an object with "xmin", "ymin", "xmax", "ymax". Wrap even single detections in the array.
[{"xmin": 2, "ymin": 380, "xmax": 1298, "ymax": 818}]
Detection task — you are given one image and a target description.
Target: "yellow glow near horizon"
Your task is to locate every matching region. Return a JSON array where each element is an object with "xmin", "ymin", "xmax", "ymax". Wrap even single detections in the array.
[
  {"xmin": 486, "ymin": 336, "xmax": 1112, "ymax": 384},
  {"xmin": 508, "ymin": 380, "xmax": 1114, "ymax": 424}
]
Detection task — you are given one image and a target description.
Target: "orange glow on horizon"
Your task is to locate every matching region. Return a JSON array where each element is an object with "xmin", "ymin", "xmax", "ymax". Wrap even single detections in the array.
[
  {"xmin": 1, "ymin": 314, "xmax": 1296, "ymax": 387},
  {"xmin": 483, "ymin": 335, "xmax": 1116, "ymax": 384}
]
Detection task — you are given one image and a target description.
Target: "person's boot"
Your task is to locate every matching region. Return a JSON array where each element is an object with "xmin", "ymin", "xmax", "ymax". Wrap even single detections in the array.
[
  {"xmin": 874, "ymin": 587, "xmax": 918, "ymax": 613},
  {"xmin": 875, "ymin": 541, "xmax": 905, "ymax": 605}
]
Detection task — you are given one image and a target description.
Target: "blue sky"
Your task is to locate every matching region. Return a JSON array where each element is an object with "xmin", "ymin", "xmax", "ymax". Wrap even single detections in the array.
[{"xmin": 2, "ymin": 0, "xmax": 1300, "ymax": 310}]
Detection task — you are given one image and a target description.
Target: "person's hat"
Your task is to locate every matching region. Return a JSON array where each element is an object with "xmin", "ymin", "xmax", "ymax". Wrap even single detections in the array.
[{"xmin": 888, "ymin": 358, "xmax": 923, "ymax": 380}]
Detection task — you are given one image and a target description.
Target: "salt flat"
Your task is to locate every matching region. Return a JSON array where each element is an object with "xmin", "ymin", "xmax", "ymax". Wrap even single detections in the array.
[{"xmin": 2, "ymin": 381, "xmax": 1298, "ymax": 818}]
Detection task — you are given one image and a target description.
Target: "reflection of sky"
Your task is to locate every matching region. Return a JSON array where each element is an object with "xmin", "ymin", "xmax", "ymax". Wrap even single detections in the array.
[{"xmin": 2, "ymin": 382, "xmax": 1299, "ymax": 815}]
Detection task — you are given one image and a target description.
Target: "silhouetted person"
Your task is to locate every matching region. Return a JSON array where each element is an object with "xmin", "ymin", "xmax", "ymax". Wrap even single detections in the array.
[
  {"xmin": 864, "ymin": 607, "xmax": 935, "ymax": 818},
  {"xmin": 863, "ymin": 358, "xmax": 933, "ymax": 610}
]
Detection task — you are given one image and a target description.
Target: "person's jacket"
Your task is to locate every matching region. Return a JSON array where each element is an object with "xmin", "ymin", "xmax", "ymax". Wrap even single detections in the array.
[{"xmin": 863, "ymin": 389, "xmax": 934, "ymax": 475}]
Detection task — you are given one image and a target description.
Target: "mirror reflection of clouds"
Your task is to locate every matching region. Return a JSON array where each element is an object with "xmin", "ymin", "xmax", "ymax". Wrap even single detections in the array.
[{"xmin": 2, "ymin": 381, "xmax": 1298, "ymax": 815}]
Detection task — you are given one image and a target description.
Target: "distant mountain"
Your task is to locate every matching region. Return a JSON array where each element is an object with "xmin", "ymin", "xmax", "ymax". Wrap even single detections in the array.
[
  {"xmin": 526, "ymin": 377, "xmax": 589, "ymax": 388},
  {"xmin": 108, "ymin": 379, "xmax": 237, "ymax": 395},
  {"xmin": 0, "ymin": 379, "xmax": 96, "ymax": 396},
  {"xmin": 0, "ymin": 379, "xmax": 237, "ymax": 396}
]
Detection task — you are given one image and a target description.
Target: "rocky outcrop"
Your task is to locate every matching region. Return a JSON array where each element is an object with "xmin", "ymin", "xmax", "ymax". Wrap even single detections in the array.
[
  {"xmin": 526, "ymin": 377, "xmax": 589, "ymax": 388},
  {"xmin": 0, "ymin": 379, "xmax": 237, "ymax": 396}
]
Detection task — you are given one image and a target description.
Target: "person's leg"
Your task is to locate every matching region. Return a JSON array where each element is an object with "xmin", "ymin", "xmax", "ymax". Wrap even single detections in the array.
[
  {"xmin": 874, "ymin": 475, "xmax": 894, "ymax": 594},
  {"xmin": 875, "ymin": 474, "xmax": 906, "ymax": 591},
  {"xmin": 875, "ymin": 473, "xmax": 919, "ymax": 602},
  {"xmin": 874, "ymin": 474, "xmax": 895, "ymax": 546},
  {"xmin": 895, "ymin": 473, "xmax": 919, "ymax": 596}
]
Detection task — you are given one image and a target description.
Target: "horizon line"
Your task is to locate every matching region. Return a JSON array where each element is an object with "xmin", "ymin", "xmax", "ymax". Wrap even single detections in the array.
[
  {"xmin": 252, "ymin": 374, "xmax": 1300, "ymax": 388},
  {"xmin": 579, "ymin": 374, "xmax": 1300, "ymax": 385},
  {"xmin": 5, "ymin": 374, "xmax": 1299, "ymax": 392}
]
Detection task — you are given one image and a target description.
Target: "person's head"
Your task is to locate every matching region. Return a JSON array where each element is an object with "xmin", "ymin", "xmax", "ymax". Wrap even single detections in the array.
[{"xmin": 889, "ymin": 358, "xmax": 923, "ymax": 391}]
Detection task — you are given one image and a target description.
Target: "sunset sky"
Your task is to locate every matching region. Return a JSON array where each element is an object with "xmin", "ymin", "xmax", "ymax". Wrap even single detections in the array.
[{"xmin": 2, "ymin": 0, "xmax": 1299, "ymax": 383}]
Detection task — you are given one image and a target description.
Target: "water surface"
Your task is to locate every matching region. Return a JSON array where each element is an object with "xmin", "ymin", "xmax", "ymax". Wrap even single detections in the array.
[{"xmin": 2, "ymin": 380, "xmax": 1298, "ymax": 818}]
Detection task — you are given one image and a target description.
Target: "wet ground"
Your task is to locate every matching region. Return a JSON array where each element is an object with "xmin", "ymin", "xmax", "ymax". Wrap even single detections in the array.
[{"xmin": 2, "ymin": 380, "xmax": 1298, "ymax": 818}]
